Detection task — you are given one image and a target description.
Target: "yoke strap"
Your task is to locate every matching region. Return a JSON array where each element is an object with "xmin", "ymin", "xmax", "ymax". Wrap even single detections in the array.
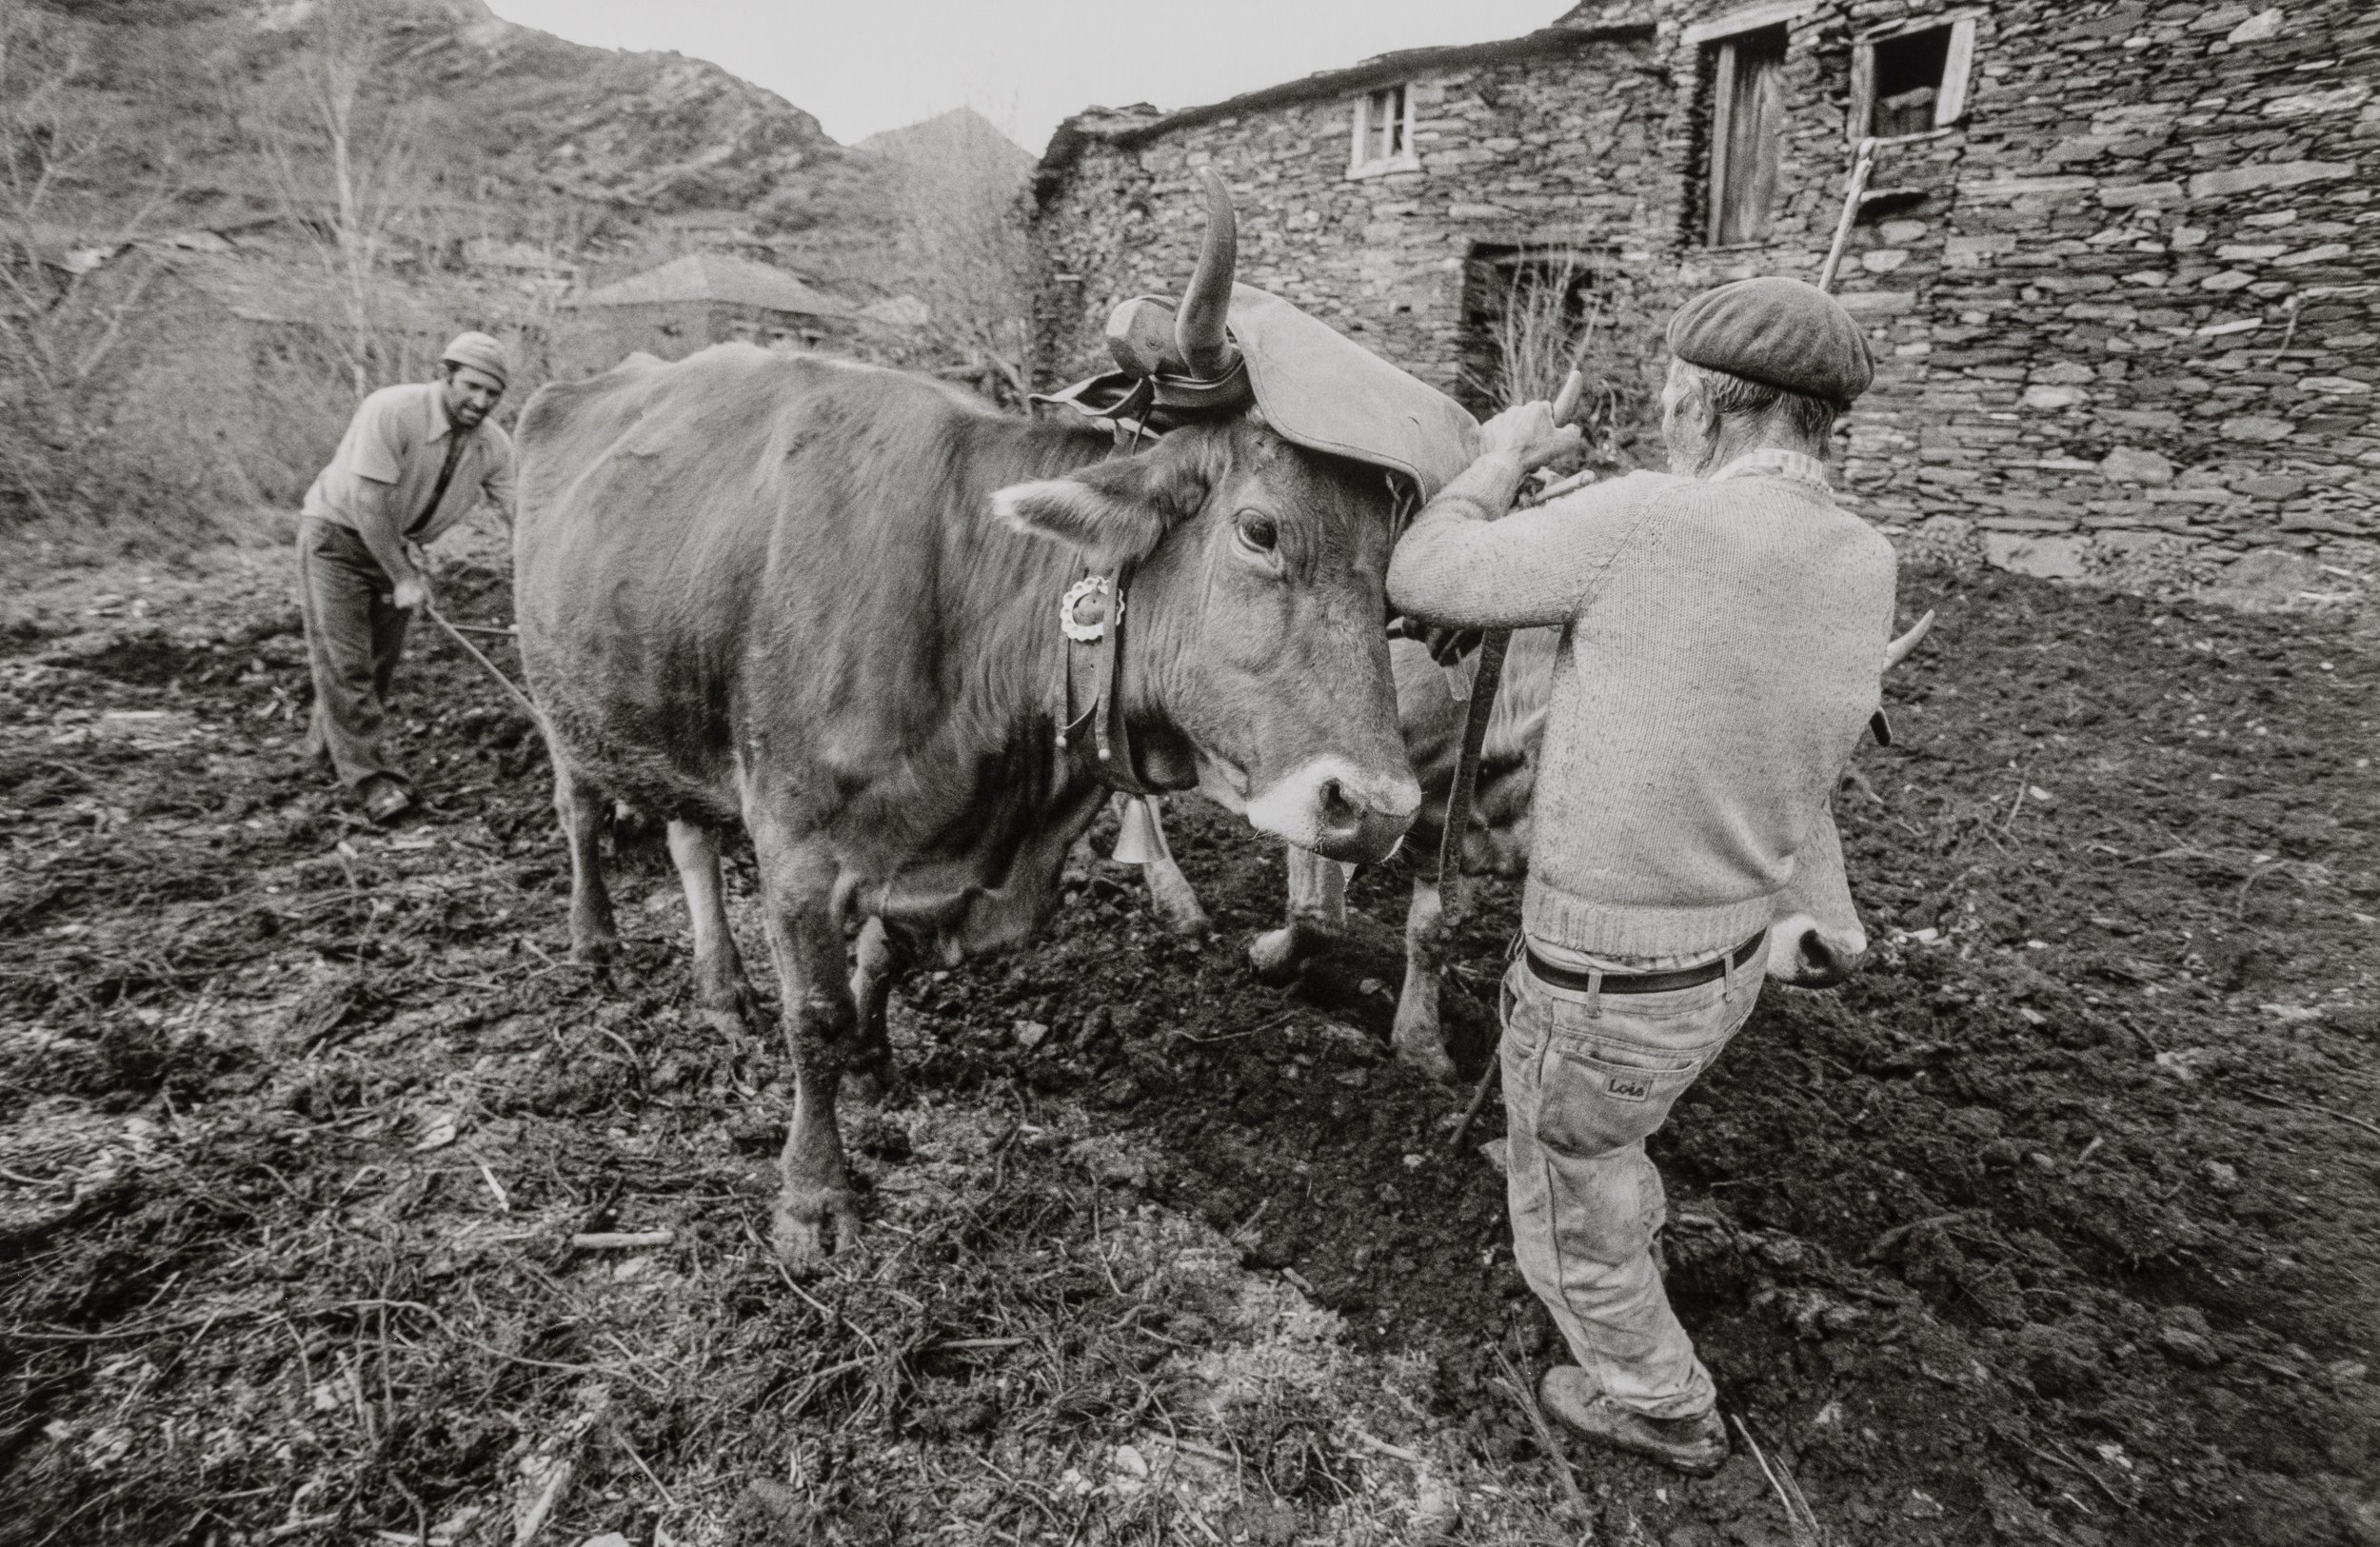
[{"xmin": 1090, "ymin": 563, "xmax": 1154, "ymax": 796}]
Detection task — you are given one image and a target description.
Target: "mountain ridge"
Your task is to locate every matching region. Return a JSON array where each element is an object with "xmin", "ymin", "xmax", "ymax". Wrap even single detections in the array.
[
  {"xmin": 41, "ymin": 0, "xmax": 914, "ymax": 292},
  {"xmin": 0, "ymin": 0, "xmax": 1016, "ymax": 534}
]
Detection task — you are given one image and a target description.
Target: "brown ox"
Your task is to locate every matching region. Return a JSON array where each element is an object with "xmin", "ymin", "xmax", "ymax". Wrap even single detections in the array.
[
  {"xmin": 1142, "ymin": 613, "xmax": 1931, "ymax": 1081},
  {"xmin": 512, "ymin": 187, "xmax": 1420, "ymax": 1266}
]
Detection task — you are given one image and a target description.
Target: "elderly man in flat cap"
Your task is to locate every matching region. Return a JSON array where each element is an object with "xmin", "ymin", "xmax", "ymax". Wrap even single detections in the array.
[
  {"xmin": 297, "ymin": 332, "xmax": 517, "ymax": 822},
  {"xmin": 1389, "ymin": 277, "xmax": 1898, "ymax": 1476}
]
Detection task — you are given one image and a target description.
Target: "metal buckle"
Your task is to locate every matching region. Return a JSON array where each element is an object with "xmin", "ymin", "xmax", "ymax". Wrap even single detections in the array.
[{"xmin": 1060, "ymin": 574, "xmax": 1118, "ymax": 644}]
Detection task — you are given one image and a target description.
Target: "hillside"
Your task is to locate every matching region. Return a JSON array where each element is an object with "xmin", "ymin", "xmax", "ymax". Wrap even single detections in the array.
[
  {"xmin": 0, "ymin": 0, "xmax": 966, "ymax": 545},
  {"xmin": 373, "ymin": 2, "xmax": 902, "ymax": 286},
  {"xmin": 40, "ymin": 0, "xmax": 900, "ymax": 289}
]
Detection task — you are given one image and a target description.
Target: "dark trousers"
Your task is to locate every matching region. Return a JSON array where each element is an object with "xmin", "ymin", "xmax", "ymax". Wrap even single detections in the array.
[{"xmin": 298, "ymin": 516, "xmax": 411, "ymax": 791}]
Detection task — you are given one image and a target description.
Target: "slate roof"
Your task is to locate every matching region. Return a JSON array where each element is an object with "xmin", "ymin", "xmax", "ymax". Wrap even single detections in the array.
[{"xmin": 1035, "ymin": 20, "xmax": 1654, "ymax": 199}]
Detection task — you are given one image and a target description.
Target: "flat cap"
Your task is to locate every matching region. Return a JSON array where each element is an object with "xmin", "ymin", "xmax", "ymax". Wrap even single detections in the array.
[
  {"xmin": 439, "ymin": 330, "xmax": 511, "ymax": 388},
  {"xmin": 1666, "ymin": 276, "xmax": 1872, "ymax": 404}
]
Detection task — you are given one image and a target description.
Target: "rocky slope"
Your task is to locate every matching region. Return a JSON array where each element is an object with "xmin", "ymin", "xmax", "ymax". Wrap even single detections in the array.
[
  {"xmin": 0, "ymin": 0, "xmax": 937, "ymax": 538},
  {"xmin": 378, "ymin": 1, "xmax": 900, "ymax": 285},
  {"xmin": 48, "ymin": 0, "xmax": 901, "ymax": 290}
]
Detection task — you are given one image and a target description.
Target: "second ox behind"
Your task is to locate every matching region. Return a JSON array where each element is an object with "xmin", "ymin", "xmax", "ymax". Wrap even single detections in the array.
[
  {"xmin": 511, "ymin": 174, "xmax": 1430, "ymax": 1267},
  {"xmin": 1209, "ymin": 606, "xmax": 1931, "ymax": 1083}
]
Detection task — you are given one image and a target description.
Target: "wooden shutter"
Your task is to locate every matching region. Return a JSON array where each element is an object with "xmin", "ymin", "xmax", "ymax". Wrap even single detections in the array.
[
  {"xmin": 1706, "ymin": 43, "xmax": 1739, "ymax": 247},
  {"xmin": 1935, "ymin": 17, "xmax": 1977, "ymax": 126},
  {"xmin": 1848, "ymin": 40, "xmax": 1875, "ymax": 145}
]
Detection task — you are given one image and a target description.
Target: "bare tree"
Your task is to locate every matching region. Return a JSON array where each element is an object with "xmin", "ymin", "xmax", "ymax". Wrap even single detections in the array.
[
  {"xmin": 876, "ymin": 110, "xmax": 1035, "ymax": 402},
  {"xmin": 244, "ymin": 0, "xmax": 424, "ymax": 393},
  {"xmin": 0, "ymin": 7, "xmax": 179, "ymax": 523}
]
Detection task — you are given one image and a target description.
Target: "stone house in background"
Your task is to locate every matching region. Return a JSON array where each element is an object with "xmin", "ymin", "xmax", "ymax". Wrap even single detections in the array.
[
  {"xmin": 1032, "ymin": 0, "xmax": 2377, "ymax": 591},
  {"xmin": 557, "ymin": 250, "xmax": 857, "ymax": 376},
  {"xmin": 167, "ymin": 252, "xmax": 472, "ymax": 507}
]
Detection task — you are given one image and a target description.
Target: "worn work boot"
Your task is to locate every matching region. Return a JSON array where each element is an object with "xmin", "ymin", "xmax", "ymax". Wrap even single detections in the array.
[{"xmin": 1538, "ymin": 1365, "xmax": 1728, "ymax": 1478}]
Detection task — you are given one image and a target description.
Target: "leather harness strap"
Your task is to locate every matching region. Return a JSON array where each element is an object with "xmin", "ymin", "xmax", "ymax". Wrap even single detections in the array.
[
  {"xmin": 1089, "ymin": 562, "xmax": 1154, "ymax": 795},
  {"xmin": 1052, "ymin": 414, "xmax": 1174, "ymax": 799},
  {"xmin": 1052, "ymin": 563, "xmax": 1158, "ymax": 799},
  {"xmin": 1031, "ymin": 358, "xmax": 1252, "ymax": 438},
  {"xmin": 1523, "ymin": 930, "xmax": 1767, "ymax": 997}
]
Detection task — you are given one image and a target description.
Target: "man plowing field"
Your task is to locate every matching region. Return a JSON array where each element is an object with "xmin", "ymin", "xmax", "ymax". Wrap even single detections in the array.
[
  {"xmin": 297, "ymin": 332, "xmax": 517, "ymax": 823},
  {"xmin": 1386, "ymin": 277, "xmax": 1898, "ymax": 1477}
]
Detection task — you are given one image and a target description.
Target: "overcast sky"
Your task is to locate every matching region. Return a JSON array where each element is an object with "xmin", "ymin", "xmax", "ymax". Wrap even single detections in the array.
[{"xmin": 489, "ymin": 0, "xmax": 1567, "ymax": 154}]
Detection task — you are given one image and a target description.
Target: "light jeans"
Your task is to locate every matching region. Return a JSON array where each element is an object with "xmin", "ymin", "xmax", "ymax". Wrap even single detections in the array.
[{"xmin": 1501, "ymin": 941, "xmax": 1764, "ymax": 1419}]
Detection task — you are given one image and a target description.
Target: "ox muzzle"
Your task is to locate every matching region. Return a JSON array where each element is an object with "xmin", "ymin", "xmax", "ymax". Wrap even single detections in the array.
[
  {"xmin": 1241, "ymin": 755, "xmax": 1420, "ymax": 865},
  {"xmin": 1765, "ymin": 911, "xmax": 1868, "ymax": 988}
]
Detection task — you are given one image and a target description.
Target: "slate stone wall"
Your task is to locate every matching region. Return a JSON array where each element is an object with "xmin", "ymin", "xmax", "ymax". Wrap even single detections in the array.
[{"xmin": 1033, "ymin": 0, "xmax": 2378, "ymax": 591}]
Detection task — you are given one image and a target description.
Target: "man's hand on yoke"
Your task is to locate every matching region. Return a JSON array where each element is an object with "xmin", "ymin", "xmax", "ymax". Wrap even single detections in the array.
[{"xmin": 1479, "ymin": 400, "xmax": 1584, "ymax": 475}]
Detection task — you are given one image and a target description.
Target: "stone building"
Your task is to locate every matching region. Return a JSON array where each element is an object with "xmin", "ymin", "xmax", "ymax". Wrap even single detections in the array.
[
  {"xmin": 558, "ymin": 251, "xmax": 856, "ymax": 375},
  {"xmin": 1033, "ymin": 0, "xmax": 2377, "ymax": 588}
]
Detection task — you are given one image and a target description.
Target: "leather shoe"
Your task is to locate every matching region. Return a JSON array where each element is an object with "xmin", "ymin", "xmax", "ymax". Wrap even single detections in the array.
[{"xmin": 1537, "ymin": 1366, "xmax": 1728, "ymax": 1477}]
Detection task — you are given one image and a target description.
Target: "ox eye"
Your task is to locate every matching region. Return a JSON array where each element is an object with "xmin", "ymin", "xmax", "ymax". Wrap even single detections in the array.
[{"xmin": 1236, "ymin": 511, "xmax": 1279, "ymax": 552}]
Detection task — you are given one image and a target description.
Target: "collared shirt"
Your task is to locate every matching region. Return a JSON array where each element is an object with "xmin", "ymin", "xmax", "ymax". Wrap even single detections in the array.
[
  {"xmin": 1712, "ymin": 447, "xmax": 1831, "ymax": 490},
  {"xmin": 302, "ymin": 381, "xmax": 515, "ymax": 543}
]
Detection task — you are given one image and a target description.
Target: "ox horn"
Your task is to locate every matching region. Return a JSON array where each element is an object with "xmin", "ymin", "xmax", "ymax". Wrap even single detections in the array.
[
  {"xmin": 1174, "ymin": 167, "xmax": 1240, "ymax": 380},
  {"xmin": 1885, "ymin": 609, "xmax": 1935, "ymax": 669}
]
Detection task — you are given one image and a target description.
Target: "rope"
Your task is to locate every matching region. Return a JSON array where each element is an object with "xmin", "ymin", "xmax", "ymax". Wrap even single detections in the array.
[{"xmin": 422, "ymin": 603, "xmax": 546, "ymax": 730}]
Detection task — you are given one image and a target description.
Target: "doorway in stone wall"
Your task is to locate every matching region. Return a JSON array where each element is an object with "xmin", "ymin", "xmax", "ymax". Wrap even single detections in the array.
[{"xmin": 1458, "ymin": 244, "xmax": 1606, "ymax": 419}]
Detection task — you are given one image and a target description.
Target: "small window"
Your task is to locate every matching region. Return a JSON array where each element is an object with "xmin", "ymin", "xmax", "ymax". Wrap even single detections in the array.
[
  {"xmin": 1702, "ymin": 24, "xmax": 1788, "ymax": 247},
  {"xmin": 1850, "ymin": 16, "xmax": 1977, "ymax": 142},
  {"xmin": 1349, "ymin": 83, "xmax": 1418, "ymax": 176}
]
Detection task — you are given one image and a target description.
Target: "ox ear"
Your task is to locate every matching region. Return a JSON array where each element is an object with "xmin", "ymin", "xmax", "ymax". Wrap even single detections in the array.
[{"xmin": 990, "ymin": 452, "xmax": 1210, "ymax": 571}]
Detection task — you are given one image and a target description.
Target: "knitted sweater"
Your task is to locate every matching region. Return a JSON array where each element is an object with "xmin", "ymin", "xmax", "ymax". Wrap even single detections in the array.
[{"xmin": 1386, "ymin": 450, "xmax": 1898, "ymax": 960}]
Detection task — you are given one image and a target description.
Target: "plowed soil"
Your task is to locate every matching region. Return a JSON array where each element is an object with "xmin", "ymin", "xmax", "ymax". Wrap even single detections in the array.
[{"xmin": 1, "ymin": 543, "xmax": 2375, "ymax": 1547}]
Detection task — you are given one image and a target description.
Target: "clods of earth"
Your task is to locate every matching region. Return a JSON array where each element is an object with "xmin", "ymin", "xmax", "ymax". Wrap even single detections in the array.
[{"xmin": 1, "ymin": 539, "xmax": 2375, "ymax": 1547}]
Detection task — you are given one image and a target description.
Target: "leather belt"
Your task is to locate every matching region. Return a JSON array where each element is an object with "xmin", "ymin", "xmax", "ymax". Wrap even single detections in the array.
[{"xmin": 1524, "ymin": 930, "xmax": 1766, "ymax": 997}]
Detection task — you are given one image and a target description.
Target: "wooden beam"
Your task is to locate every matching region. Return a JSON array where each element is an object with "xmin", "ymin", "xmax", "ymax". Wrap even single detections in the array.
[
  {"xmin": 1848, "ymin": 36, "xmax": 1876, "ymax": 145},
  {"xmin": 1682, "ymin": 0, "xmax": 1815, "ymax": 47},
  {"xmin": 1936, "ymin": 17, "xmax": 1979, "ymax": 127},
  {"xmin": 1854, "ymin": 7, "xmax": 1984, "ymax": 43}
]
